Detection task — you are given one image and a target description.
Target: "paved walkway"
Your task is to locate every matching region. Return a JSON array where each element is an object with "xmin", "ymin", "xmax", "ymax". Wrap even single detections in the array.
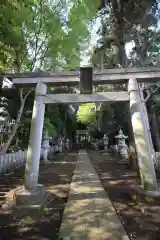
[{"xmin": 59, "ymin": 150, "xmax": 129, "ymax": 240}]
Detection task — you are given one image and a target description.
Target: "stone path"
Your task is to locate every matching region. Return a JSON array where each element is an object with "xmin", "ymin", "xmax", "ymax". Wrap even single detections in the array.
[{"xmin": 59, "ymin": 150, "xmax": 129, "ymax": 240}]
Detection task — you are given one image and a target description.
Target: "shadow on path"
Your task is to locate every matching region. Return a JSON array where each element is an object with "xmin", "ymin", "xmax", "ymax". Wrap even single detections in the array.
[
  {"xmin": 88, "ymin": 150, "xmax": 160, "ymax": 240},
  {"xmin": 0, "ymin": 152, "xmax": 77, "ymax": 240}
]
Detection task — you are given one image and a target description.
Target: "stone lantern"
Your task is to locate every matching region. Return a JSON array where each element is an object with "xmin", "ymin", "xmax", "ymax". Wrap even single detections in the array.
[
  {"xmin": 59, "ymin": 139, "xmax": 64, "ymax": 153},
  {"xmin": 66, "ymin": 138, "xmax": 70, "ymax": 151},
  {"xmin": 103, "ymin": 134, "xmax": 109, "ymax": 152},
  {"xmin": 115, "ymin": 129, "xmax": 128, "ymax": 164},
  {"xmin": 76, "ymin": 135, "xmax": 79, "ymax": 144},
  {"xmin": 94, "ymin": 139, "xmax": 99, "ymax": 151},
  {"xmin": 95, "ymin": 143, "xmax": 99, "ymax": 151},
  {"xmin": 42, "ymin": 131, "xmax": 52, "ymax": 164}
]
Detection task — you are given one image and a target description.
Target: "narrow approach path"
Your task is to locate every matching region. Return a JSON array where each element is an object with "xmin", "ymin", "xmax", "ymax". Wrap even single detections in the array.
[{"xmin": 59, "ymin": 149, "xmax": 129, "ymax": 240}]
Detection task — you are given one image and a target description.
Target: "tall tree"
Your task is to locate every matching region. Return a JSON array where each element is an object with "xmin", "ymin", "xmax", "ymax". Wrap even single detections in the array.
[
  {"xmin": 90, "ymin": 0, "xmax": 159, "ymax": 159},
  {"xmin": 0, "ymin": 0, "xmax": 98, "ymax": 151}
]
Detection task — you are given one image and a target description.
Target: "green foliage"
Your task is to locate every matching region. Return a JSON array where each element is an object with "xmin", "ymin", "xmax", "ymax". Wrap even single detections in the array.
[
  {"xmin": 43, "ymin": 118, "xmax": 57, "ymax": 137},
  {"xmin": 77, "ymin": 103, "xmax": 96, "ymax": 125},
  {"xmin": 1, "ymin": 0, "xmax": 160, "ymax": 150},
  {"xmin": 90, "ymin": 0, "xmax": 160, "ymax": 139},
  {"xmin": 0, "ymin": 0, "xmax": 98, "ymax": 73},
  {"xmin": 0, "ymin": 0, "xmax": 31, "ymax": 72},
  {"xmin": 92, "ymin": 0, "xmax": 159, "ymax": 68},
  {"xmin": 9, "ymin": 120, "xmax": 31, "ymax": 151},
  {"xmin": 0, "ymin": 0, "xmax": 97, "ymax": 150}
]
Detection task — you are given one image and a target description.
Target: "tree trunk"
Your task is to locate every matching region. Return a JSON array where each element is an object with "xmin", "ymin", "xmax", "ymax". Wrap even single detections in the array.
[
  {"xmin": 126, "ymin": 102, "xmax": 135, "ymax": 142},
  {"xmin": 145, "ymin": 91, "xmax": 160, "ymax": 152},
  {"xmin": 1, "ymin": 100, "xmax": 25, "ymax": 153},
  {"xmin": 111, "ymin": 0, "xmax": 128, "ymax": 67},
  {"xmin": 150, "ymin": 109, "xmax": 160, "ymax": 152},
  {"xmin": 63, "ymin": 109, "xmax": 67, "ymax": 139},
  {"xmin": 0, "ymin": 76, "xmax": 2, "ymax": 94},
  {"xmin": 111, "ymin": 0, "xmax": 137, "ymax": 168}
]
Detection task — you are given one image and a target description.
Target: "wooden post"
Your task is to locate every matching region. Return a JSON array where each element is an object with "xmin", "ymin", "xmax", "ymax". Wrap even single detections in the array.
[
  {"xmin": 128, "ymin": 78, "xmax": 158, "ymax": 191},
  {"xmin": 80, "ymin": 67, "xmax": 92, "ymax": 94}
]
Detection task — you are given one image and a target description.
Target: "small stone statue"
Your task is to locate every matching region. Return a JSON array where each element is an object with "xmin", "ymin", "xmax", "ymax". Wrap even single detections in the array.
[
  {"xmin": 94, "ymin": 141, "xmax": 99, "ymax": 151},
  {"xmin": 66, "ymin": 138, "xmax": 70, "ymax": 151},
  {"xmin": 103, "ymin": 134, "xmax": 109, "ymax": 152},
  {"xmin": 42, "ymin": 131, "xmax": 52, "ymax": 164},
  {"xmin": 76, "ymin": 135, "xmax": 79, "ymax": 143},
  {"xmin": 59, "ymin": 140, "xmax": 63, "ymax": 153}
]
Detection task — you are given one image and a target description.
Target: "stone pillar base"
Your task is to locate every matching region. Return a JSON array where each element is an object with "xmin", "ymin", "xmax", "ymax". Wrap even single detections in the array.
[
  {"xmin": 131, "ymin": 185, "xmax": 160, "ymax": 205},
  {"xmin": 15, "ymin": 184, "xmax": 45, "ymax": 206},
  {"xmin": 134, "ymin": 185, "xmax": 160, "ymax": 197},
  {"xmin": 42, "ymin": 160, "xmax": 52, "ymax": 164}
]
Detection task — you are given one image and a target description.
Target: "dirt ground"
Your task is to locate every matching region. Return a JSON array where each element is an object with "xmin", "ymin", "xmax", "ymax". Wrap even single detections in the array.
[
  {"xmin": 0, "ymin": 150, "xmax": 160, "ymax": 240},
  {"xmin": 0, "ymin": 152, "xmax": 77, "ymax": 240},
  {"xmin": 88, "ymin": 150, "xmax": 160, "ymax": 240}
]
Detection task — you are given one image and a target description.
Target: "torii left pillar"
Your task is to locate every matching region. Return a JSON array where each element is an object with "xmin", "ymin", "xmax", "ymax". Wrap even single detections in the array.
[{"xmin": 16, "ymin": 82, "xmax": 47, "ymax": 205}]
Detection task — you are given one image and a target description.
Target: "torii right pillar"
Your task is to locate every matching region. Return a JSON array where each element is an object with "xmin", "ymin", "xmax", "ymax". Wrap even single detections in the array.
[{"xmin": 128, "ymin": 78, "xmax": 159, "ymax": 193}]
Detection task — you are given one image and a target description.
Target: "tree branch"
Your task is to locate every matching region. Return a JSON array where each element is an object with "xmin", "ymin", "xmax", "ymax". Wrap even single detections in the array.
[
  {"xmin": 19, "ymin": 88, "xmax": 24, "ymax": 102},
  {"xmin": 0, "ymin": 87, "xmax": 34, "ymax": 153},
  {"xmin": 24, "ymin": 88, "xmax": 33, "ymax": 101},
  {"xmin": 30, "ymin": 33, "xmax": 49, "ymax": 71},
  {"xmin": 143, "ymin": 83, "xmax": 160, "ymax": 103}
]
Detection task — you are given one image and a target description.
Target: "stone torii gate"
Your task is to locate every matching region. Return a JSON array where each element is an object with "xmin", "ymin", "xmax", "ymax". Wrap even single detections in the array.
[{"xmin": 5, "ymin": 67, "xmax": 160, "ymax": 205}]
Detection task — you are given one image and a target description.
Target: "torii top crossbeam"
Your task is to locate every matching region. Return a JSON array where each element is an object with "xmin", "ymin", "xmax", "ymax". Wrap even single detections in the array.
[{"xmin": 4, "ymin": 66, "xmax": 160, "ymax": 87}]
